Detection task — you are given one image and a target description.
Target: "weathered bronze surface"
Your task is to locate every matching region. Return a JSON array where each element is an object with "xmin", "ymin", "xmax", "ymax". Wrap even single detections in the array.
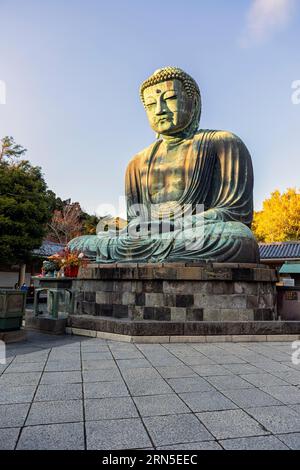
[{"xmin": 69, "ymin": 67, "xmax": 259, "ymax": 263}]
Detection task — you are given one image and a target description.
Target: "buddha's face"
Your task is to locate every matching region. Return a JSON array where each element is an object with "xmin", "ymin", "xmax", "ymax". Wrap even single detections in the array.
[{"xmin": 143, "ymin": 79, "xmax": 196, "ymax": 136}]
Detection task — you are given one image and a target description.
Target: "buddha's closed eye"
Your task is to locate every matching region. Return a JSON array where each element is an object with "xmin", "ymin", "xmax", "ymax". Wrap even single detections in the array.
[{"xmin": 165, "ymin": 94, "xmax": 177, "ymax": 101}]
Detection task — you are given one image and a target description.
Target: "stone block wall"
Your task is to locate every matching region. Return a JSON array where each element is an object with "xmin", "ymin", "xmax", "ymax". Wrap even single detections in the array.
[{"xmin": 71, "ymin": 263, "xmax": 277, "ymax": 322}]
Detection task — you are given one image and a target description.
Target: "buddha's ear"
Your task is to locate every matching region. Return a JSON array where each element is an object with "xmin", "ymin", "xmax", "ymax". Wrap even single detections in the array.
[{"xmin": 156, "ymin": 133, "xmax": 160, "ymax": 140}]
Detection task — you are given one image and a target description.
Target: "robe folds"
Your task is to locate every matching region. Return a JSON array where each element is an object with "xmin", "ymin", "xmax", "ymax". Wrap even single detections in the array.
[{"xmin": 69, "ymin": 130, "xmax": 259, "ymax": 263}]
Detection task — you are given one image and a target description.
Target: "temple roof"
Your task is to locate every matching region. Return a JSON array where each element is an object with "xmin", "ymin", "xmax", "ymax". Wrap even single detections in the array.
[
  {"xmin": 259, "ymin": 242, "xmax": 300, "ymax": 260},
  {"xmin": 32, "ymin": 240, "xmax": 64, "ymax": 258}
]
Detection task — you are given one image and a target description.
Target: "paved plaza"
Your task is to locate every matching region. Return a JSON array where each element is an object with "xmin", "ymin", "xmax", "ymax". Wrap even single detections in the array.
[{"xmin": 1, "ymin": 332, "xmax": 300, "ymax": 450}]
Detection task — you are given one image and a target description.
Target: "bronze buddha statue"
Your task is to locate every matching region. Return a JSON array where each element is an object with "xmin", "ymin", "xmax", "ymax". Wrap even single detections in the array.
[{"xmin": 69, "ymin": 66, "xmax": 259, "ymax": 264}]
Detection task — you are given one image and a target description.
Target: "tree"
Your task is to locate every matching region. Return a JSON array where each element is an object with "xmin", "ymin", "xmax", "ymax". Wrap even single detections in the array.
[
  {"xmin": 253, "ymin": 188, "xmax": 300, "ymax": 243},
  {"xmin": 47, "ymin": 202, "xmax": 83, "ymax": 244},
  {"xmin": 46, "ymin": 189, "xmax": 65, "ymax": 213},
  {"xmin": 81, "ymin": 212, "xmax": 99, "ymax": 235},
  {"xmin": 0, "ymin": 158, "xmax": 53, "ymax": 264},
  {"xmin": 0, "ymin": 136, "xmax": 27, "ymax": 162}
]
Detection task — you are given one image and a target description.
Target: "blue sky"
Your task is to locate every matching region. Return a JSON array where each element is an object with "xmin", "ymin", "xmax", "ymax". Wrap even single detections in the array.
[{"xmin": 0, "ymin": 0, "xmax": 299, "ymax": 218}]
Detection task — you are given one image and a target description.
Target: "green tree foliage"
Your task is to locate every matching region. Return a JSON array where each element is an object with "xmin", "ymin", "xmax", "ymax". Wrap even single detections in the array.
[
  {"xmin": 0, "ymin": 136, "xmax": 27, "ymax": 162},
  {"xmin": 0, "ymin": 137, "xmax": 53, "ymax": 263},
  {"xmin": 81, "ymin": 212, "xmax": 99, "ymax": 235},
  {"xmin": 46, "ymin": 189, "xmax": 65, "ymax": 212}
]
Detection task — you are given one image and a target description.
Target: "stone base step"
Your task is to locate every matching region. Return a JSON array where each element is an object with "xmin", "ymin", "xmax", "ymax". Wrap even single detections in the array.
[
  {"xmin": 65, "ymin": 326, "xmax": 300, "ymax": 344},
  {"xmin": 67, "ymin": 314, "xmax": 300, "ymax": 338}
]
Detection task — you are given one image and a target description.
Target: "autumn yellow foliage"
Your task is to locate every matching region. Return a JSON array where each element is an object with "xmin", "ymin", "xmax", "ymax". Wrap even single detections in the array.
[{"xmin": 253, "ymin": 188, "xmax": 300, "ymax": 243}]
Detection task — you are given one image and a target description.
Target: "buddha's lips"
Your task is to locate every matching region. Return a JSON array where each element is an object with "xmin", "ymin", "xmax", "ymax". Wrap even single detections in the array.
[{"xmin": 157, "ymin": 117, "xmax": 171, "ymax": 124}]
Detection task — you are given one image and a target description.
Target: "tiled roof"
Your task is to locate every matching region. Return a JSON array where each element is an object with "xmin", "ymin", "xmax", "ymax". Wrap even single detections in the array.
[
  {"xmin": 279, "ymin": 263, "xmax": 300, "ymax": 274},
  {"xmin": 32, "ymin": 240, "xmax": 64, "ymax": 258},
  {"xmin": 259, "ymin": 242, "xmax": 300, "ymax": 260}
]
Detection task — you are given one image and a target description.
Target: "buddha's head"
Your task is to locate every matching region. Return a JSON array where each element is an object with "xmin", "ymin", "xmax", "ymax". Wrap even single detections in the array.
[{"xmin": 140, "ymin": 66, "xmax": 201, "ymax": 137}]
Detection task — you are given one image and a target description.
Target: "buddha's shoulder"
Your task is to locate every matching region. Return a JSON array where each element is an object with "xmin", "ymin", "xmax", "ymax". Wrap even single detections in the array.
[
  {"xmin": 195, "ymin": 129, "xmax": 244, "ymax": 146},
  {"xmin": 127, "ymin": 141, "xmax": 158, "ymax": 170}
]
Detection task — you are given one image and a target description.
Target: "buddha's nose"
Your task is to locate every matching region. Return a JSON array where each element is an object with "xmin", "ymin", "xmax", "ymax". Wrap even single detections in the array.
[{"xmin": 155, "ymin": 100, "xmax": 167, "ymax": 115}]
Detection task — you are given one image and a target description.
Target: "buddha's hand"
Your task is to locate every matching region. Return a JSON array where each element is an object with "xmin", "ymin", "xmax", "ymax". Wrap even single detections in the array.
[
  {"xmin": 125, "ymin": 218, "xmax": 176, "ymax": 239},
  {"xmin": 124, "ymin": 218, "xmax": 150, "ymax": 239},
  {"xmin": 202, "ymin": 209, "xmax": 222, "ymax": 223},
  {"xmin": 180, "ymin": 209, "xmax": 222, "ymax": 230}
]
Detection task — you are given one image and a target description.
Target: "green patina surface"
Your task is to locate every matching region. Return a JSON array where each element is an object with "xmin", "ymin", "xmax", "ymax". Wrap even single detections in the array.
[
  {"xmin": 69, "ymin": 67, "xmax": 259, "ymax": 264},
  {"xmin": 0, "ymin": 290, "xmax": 26, "ymax": 331}
]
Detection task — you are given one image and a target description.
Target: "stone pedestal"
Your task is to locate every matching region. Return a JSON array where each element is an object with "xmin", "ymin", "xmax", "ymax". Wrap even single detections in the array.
[
  {"xmin": 67, "ymin": 262, "xmax": 279, "ymax": 337},
  {"xmin": 0, "ymin": 329, "xmax": 27, "ymax": 343},
  {"xmin": 25, "ymin": 311, "xmax": 68, "ymax": 335},
  {"xmin": 0, "ymin": 289, "xmax": 26, "ymax": 331}
]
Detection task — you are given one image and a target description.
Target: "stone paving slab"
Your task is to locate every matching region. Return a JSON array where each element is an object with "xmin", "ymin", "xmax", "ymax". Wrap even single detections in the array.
[
  {"xmin": 276, "ymin": 433, "xmax": 300, "ymax": 450},
  {"xmin": 221, "ymin": 363, "xmax": 264, "ymax": 375},
  {"xmin": 222, "ymin": 388, "xmax": 282, "ymax": 408},
  {"xmin": 12, "ymin": 352, "xmax": 49, "ymax": 363},
  {"xmin": 156, "ymin": 365, "xmax": 197, "ymax": 379},
  {"xmin": 147, "ymin": 357, "xmax": 183, "ymax": 367},
  {"xmin": 174, "ymin": 356, "xmax": 216, "ymax": 366},
  {"xmin": 254, "ymin": 361, "xmax": 293, "ymax": 374},
  {"xmin": 4, "ymin": 362, "xmax": 46, "ymax": 373},
  {"xmin": 83, "ymin": 381, "xmax": 129, "ymax": 399},
  {"xmin": 127, "ymin": 378, "xmax": 173, "ymax": 396},
  {"xmin": 274, "ymin": 371, "xmax": 300, "ymax": 385},
  {"xmin": 143, "ymin": 413, "xmax": 214, "ymax": 446},
  {"xmin": 291, "ymin": 404, "xmax": 300, "ymax": 414},
  {"xmin": 167, "ymin": 376, "xmax": 214, "ymax": 393},
  {"xmin": 112, "ymin": 350, "xmax": 145, "ymax": 360},
  {"xmin": 261, "ymin": 385, "xmax": 300, "ymax": 405},
  {"xmin": 246, "ymin": 405, "xmax": 300, "ymax": 434},
  {"xmin": 26, "ymin": 399, "xmax": 83, "ymax": 426},
  {"xmin": 205, "ymin": 375, "xmax": 255, "ymax": 391},
  {"xmin": 191, "ymin": 364, "xmax": 234, "ymax": 376},
  {"xmin": 82, "ymin": 359, "xmax": 119, "ymax": 371},
  {"xmin": 0, "ymin": 427, "xmax": 20, "ymax": 450},
  {"xmin": 0, "ymin": 372, "xmax": 42, "ymax": 387},
  {"xmin": 133, "ymin": 394, "xmax": 189, "ymax": 417},
  {"xmin": 0, "ymin": 385, "xmax": 36, "ymax": 405},
  {"xmin": 121, "ymin": 367, "xmax": 161, "ymax": 381},
  {"xmin": 34, "ymin": 383, "xmax": 83, "ymax": 402},
  {"xmin": 81, "ymin": 352, "xmax": 113, "ymax": 361},
  {"xmin": 85, "ymin": 397, "xmax": 138, "ymax": 420},
  {"xmin": 40, "ymin": 371, "xmax": 82, "ymax": 385},
  {"xmin": 240, "ymin": 373, "xmax": 290, "ymax": 388},
  {"xmin": 82, "ymin": 369, "xmax": 122, "ymax": 382},
  {"xmin": 117, "ymin": 358, "xmax": 153, "ymax": 370},
  {"xmin": 17, "ymin": 423, "xmax": 85, "ymax": 450},
  {"xmin": 86, "ymin": 418, "xmax": 152, "ymax": 450},
  {"xmin": 1, "ymin": 331, "xmax": 300, "ymax": 450},
  {"xmin": 220, "ymin": 435, "xmax": 289, "ymax": 450},
  {"xmin": 0, "ymin": 403, "xmax": 30, "ymax": 428},
  {"xmin": 157, "ymin": 441, "xmax": 222, "ymax": 450},
  {"xmin": 179, "ymin": 391, "xmax": 238, "ymax": 412},
  {"xmin": 196, "ymin": 409, "xmax": 268, "ymax": 439},
  {"xmin": 44, "ymin": 360, "xmax": 81, "ymax": 372}
]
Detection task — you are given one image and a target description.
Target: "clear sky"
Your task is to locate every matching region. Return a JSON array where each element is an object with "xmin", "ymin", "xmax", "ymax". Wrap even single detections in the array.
[{"xmin": 0, "ymin": 0, "xmax": 299, "ymax": 218}]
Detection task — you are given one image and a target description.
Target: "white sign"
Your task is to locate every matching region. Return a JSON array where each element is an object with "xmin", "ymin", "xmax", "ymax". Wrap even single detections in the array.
[
  {"xmin": 0, "ymin": 340, "xmax": 6, "ymax": 365},
  {"xmin": 292, "ymin": 341, "xmax": 300, "ymax": 366}
]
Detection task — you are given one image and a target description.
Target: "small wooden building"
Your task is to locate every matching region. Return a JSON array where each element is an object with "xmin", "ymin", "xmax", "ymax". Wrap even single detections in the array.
[{"xmin": 259, "ymin": 242, "xmax": 300, "ymax": 320}]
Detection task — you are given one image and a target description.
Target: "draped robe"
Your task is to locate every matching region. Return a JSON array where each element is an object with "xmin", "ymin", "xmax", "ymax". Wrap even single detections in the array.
[{"xmin": 68, "ymin": 130, "xmax": 259, "ymax": 263}]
